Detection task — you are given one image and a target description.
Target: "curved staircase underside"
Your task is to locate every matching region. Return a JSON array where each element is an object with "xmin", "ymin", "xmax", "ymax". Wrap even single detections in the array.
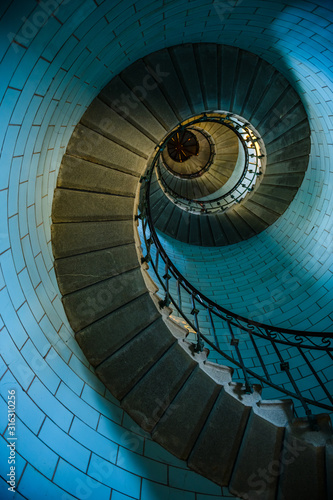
[{"xmin": 51, "ymin": 43, "xmax": 331, "ymax": 500}]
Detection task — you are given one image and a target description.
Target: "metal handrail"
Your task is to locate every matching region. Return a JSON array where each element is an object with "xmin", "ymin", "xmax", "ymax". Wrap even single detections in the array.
[
  {"xmin": 156, "ymin": 113, "xmax": 264, "ymax": 214},
  {"xmin": 137, "ymin": 116, "xmax": 333, "ymax": 419}
]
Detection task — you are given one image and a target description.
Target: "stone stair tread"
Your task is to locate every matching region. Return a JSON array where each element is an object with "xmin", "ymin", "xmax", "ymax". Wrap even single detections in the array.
[
  {"xmin": 224, "ymin": 210, "xmax": 256, "ymax": 241},
  {"xmin": 277, "ymin": 414, "xmax": 332, "ymax": 500},
  {"xmin": 81, "ymin": 97, "xmax": 155, "ymax": 157},
  {"xmin": 220, "ymin": 45, "xmax": 239, "ymax": 111},
  {"xmin": 144, "ymin": 48, "xmax": 192, "ymax": 121},
  {"xmin": 267, "ymin": 137, "xmax": 311, "ymax": 164},
  {"xmin": 232, "ymin": 205, "xmax": 269, "ymax": 234},
  {"xmin": 196, "ymin": 44, "xmax": 218, "ymax": 110},
  {"xmin": 76, "ymin": 292, "xmax": 161, "ymax": 367},
  {"xmin": 51, "ymin": 220, "xmax": 134, "ymax": 259},
  {"xmin": 121, "ymin": 342, "xmax": 197, "ymax": 432},
  {"xmin": 96, "ymin": 317, "xmax": 175, "ymax": 400},
  {"xmin": 57, "ymin": 154, "xmax": 138, "ymax": 197},
  {"xmin": 189, "ymin": 213, "xmax": 202, "ymax": 245},
  {"xmin": 52, "ymin": 188, "xmax": 134, "ymax": 223},
  {"xmin": 265, "ymin": 120, "xmax": 310, "ymax": 155},
  {"xmin": 229, "ymin": 399, "xmax": 294, "ymax": 499},
  {"xmin": 216, "ymin": 212, "xmax": 242, "ymax": 245},
  {"xmin": 152, "ymin": 367, "xmax": 221, "ymax": 460},
  {"xmin": 210, "ymin": 215, "xmax": 229, "ymax": 246},
  {"xmin": 243, "ymin": 199, "xmax": 280, "ymax": 226},
  {"xmin": 263, "ymin": 156, "xmax": 309, "ymax": 175},
  {"xmin": 171, "ymin": 44, "xmax": 204, "ymax": 114},
  {"xmin": 189, "ymin": 386, "xmax": 259, "ymax": 486},
  {"xmin": 66, "ymin": 123, "xmax": 146, "ymax": 176},
  {"xmin": 199, "ymin": 216, "xmax": 215, "ymax": 246},
  {"xmin": 233, "ymin": 51, "xmax": 259, "ymax": 115},
  {"xmin": 99, "ymin": 75, "xmax": 166, "ymax": 142},
  {"xmin": 55, "ymin": 244, "xmax": 139, "ymax": 295},
  {"xmin": 121, "ymin": 59, "xmax": 178, "ymax": 131},
  {"xmin": 176, "ymin": 212, "xmax": 191, "ymax": 243},
  {"xmin": 250, "ymin": 73, "xmax": 289, "ymax": 128},
  {"xmin": 63, "ymin": 267, "xmax": 147, "ymax": 332}
]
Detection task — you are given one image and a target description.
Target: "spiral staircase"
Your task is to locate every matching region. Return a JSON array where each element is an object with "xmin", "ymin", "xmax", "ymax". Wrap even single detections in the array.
[{"xmin": 51, "ymin": 44, "xmax": 333, "ymax": 500}]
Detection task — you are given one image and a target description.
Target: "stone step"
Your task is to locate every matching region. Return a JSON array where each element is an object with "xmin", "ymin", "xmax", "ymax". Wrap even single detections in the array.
[
  {"xmin": 199, "ymin": 215, "xmax": 215, "ymax": 246},
  {"xmin": 277, "ymin": 414, "xmax": 332, "ymax": 500},
  {"xmin": 144, "ymin": 48, "xmax": 192, "ymax": 121},
  {"xmin": 176, "ymin": 211, "xmax": 191, "ymax": 243},
  {"xmin": 220, "ymin": 45, "xmax": 240, "ymax": 112},
  {"xmin": 66, "ymin": 123, "xmax": 146, "ymax": 177},
  {"xmin": 99, "ymin": 75, "xmax": 166, "ymax": 142},
  {"xmin": 52, "ymin": 188, "xmax": 134, "ymax": 223},
  {"xmin": 261, "ymin": 101, "xmax": 307, "ymax": 146},
  {"xmin": 263, "ymin": 156, "xmax": 309, "ymax": 176},
  {"xmin": 216, "ymin": 212, "xmax": 242, "ymax": 245},
  {"xmin": 63, "ymin": 267, "xmax": 147, "ymax": 332},
  {"xmin": 251, "ymin": 192, "xmax": 290, "ymax": 215},
  {"xmin": 76, "ymin": 292, "xmax": 161, "ymax": 367},
  {"xmin": 57, "ymin": 154, "xmax": 138, "ymax": 197},
  {"xmin": 229, "ymin": 400, "xmax": 294, "ymax": 499},
  {"xmin": 244, "ymin": 199, "xmax": 281, "ymax": 226},
  {"xmin": 170, "ymin": 44, "xmax": 205, "ymax": 114},
  {"xmin": 209, "ymin": 215, "xmax": 229, "ymax": 246},
  {"xmin": 241, "ymin": 58, "xmax": 275, "ymax": 119},
  {"xmin": 96, "ymin": 317, "xmax": 175, "ymax": 400},
  {"xmin": 233, "ymin": 205, "xmax": 269, "ymax": 235},
  {"xmin": 154, "ymin": 200, "xmax": 175, "ymax": 233},
  {"xmin": 224, "ymin": 210, "xmax": 256, "ymax": 241},
  {"xmin": 51, "ymin": 220, "xmax": 134, "ymax": 259},
  {"xmin": 232, "ymin": 51, "xmax": 259, "ymax": 115},
  {"xmin": 195, "ymin": 44, "xmax": 218, "ymax": 110},
  {"xmin": 267, "ymin": 137, "xmax": 311, "ymax": 164},
  {"xmin": 121, "ymin": 59, "xmax": 178, "ymax": 132},
  {"xmin": 122, "ymin": 342, "xmax": 197, "ymax": 432},
  {"xmin": 152, "ymin": 366, "xmax": 221, "ymax": 460},
  {"xmin": 250, "ymin": 73, "xmax": 289, "ymax": 129},
  {"xmin": 189, "ymin": 384, "xmax": 261, "ymax": 486},
  {"xmin": 164, "ymin": 205, "xmax": 184, "ymax": 238},
  {"xmin": 81, "ymin": 97, "xmax": 155, "ymax": 157},
  {"xmin": 265, "ymin": 120, "xmax": 310, "ymax": 156},
  {"xmin": 55, "ymin": 244, "xmax": 139, "ymax": 295},
  {"xmin": 189, "ymin": 213, "xmax": 202, "ymax": 245}
]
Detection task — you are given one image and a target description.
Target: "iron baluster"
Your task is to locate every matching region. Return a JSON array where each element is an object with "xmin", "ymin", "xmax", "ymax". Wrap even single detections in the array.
[
  {"xmin": 207, "ymin": 306, "xmax": 219, "ymax": 349},
  {"xmin": 248, "ymin": 329, "xmax": 272, "ymax": 382},
  {"xmin": 191, "ymin": 293, "xmax": 204, "ymax": 352},
  {"xmin": 155, "ymin": 247, "xmax": 160, "ymax": 273},
  {"xmin": 177, "ymin": 279, "xmax": 182, "ymax": 310},
  {"xmin": 297, "ymin": 347, "xmax": 333, "ymax": 406},
  {"xmin": 270, "ymin": 340, "xmax": 313, "ymax": 422},
  {"xmin": 227, "ymin": 320, "xmax": 252, "ymax": 393}
]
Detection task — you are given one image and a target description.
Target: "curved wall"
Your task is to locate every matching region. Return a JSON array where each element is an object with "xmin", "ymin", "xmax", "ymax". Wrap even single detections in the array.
[{"xmin": 0, "ymin": 0, "xmax": 332, "ymax": 498}]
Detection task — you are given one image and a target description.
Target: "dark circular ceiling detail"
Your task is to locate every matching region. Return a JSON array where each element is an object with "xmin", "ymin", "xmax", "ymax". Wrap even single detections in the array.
[{"xmin": 167, "ymin": 129, "xmax": 199, "ymax": 163}]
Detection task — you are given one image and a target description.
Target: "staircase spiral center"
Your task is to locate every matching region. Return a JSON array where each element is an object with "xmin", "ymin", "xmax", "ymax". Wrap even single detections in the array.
[{"xmin": 167, "ymin": 129, "xmax": 199, "ymax": 163}]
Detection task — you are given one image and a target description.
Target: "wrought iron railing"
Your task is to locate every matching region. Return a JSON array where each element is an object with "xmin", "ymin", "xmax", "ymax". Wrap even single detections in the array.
[
  {"xmin": 137, "ymin": 116, "xmax": 333, "ymax": 422},
  {"xmin": 156, "ymin": 112, "xmax": 264, "ymax": 215}
]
